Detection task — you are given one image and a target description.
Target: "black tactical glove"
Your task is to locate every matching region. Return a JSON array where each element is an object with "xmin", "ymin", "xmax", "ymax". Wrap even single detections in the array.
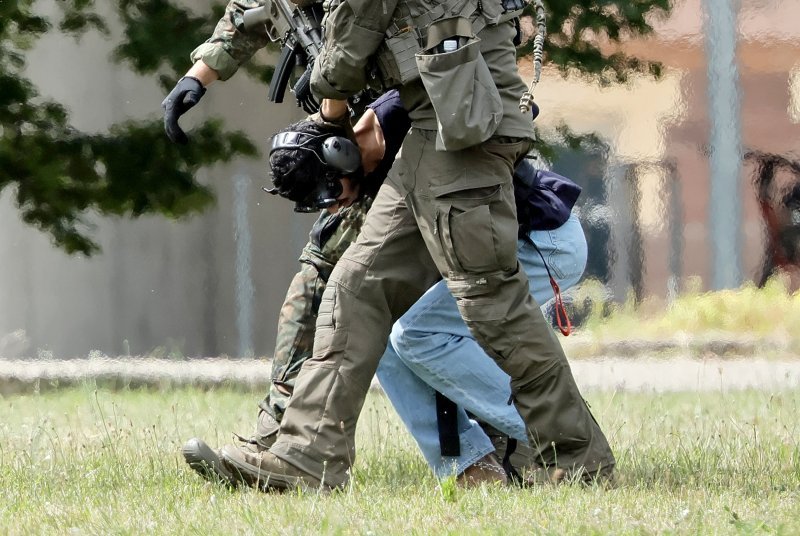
[
  {"xmin": 161, "ymin": 76, "xmax": 206, "ymax": 144},
  {"xmin": 293, "ymin": 63, "xmax": 320, "ymax": 114}
]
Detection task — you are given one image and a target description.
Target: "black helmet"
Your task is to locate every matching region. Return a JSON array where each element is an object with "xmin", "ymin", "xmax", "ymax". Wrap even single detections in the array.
[{"xmin": 267, "ymin": 120, "xmax": 361, "ymax": 212}]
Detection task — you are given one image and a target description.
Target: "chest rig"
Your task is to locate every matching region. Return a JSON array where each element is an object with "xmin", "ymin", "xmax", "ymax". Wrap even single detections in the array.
[{"xmin": 373, "ymin": 0, "xmax": 526, "ymax": 88}]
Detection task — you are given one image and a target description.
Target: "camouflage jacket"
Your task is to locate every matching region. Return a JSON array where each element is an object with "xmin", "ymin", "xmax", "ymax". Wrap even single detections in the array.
[{"xmin": 191, "ymin": 1, "xmax": 271, "ymax": 81}]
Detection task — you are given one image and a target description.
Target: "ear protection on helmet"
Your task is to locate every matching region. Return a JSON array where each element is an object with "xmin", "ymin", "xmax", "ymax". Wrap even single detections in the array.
[
  {"xmin": 321, "ymin": 136, "xmax": 361, "ymax": 174},
  {"xmin": 270, "ymin": 131, "xmax": 361, "ymax": 175},
  {"xmin": 267, "ymin": 130, "xmax": 362, "ymax": 212}
]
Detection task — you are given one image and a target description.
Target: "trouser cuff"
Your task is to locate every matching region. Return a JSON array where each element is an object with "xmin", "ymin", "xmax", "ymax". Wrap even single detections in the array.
[{"xmin": 435, "ymin": 420, "xmax": 495, "ymax": 479}]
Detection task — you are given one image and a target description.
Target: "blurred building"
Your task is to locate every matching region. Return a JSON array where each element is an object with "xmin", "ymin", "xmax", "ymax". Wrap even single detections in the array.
[
  {"xmin": 0, "ymin": 1, "xmax": 312, "ymax": 358},
  {"xmin": 534, "ymin": 0, "xmax": 800, "ymax": 301}
]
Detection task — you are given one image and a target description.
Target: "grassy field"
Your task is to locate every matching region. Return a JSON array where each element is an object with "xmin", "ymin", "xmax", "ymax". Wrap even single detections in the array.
[{"xmin": 1, "ymin": 386, "xmax": 799, "ymax": 535}]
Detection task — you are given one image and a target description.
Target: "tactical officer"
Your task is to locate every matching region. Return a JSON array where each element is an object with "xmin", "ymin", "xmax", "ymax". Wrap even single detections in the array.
[
  {"xmin": 160, "ymin": 0, "xmax": 550, "ymax": 487},
  {"xmin": 162, "ymin": 0, "xmax": 386, "ymax": 455},
  {"xmin": 214, "ymin": 0, "xmax": 616, "ymax": 491}
]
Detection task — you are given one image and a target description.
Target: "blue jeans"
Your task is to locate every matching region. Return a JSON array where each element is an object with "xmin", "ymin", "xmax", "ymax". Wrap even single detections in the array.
[{"xmin": 376, "ymin": 214, "xmax": 588, "ymax": 478}]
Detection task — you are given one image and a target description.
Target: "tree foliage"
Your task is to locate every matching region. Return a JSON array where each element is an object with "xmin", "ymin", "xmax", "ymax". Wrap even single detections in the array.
[
  {"xmin": 521, "ymin": 0, "xmax": 671, "ymax": 84},
  {"xmin": 0, "ymin": 0, "xmax": 257, "ymax": 255},
  {"xmin": 0, "ymin": 0, "xmax": 671, "ymax": 255}
]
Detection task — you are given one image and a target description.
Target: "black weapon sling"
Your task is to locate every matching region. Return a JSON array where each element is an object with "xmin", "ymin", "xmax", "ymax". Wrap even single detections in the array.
[{"xmin": 435, "ymin": 392, "xmax": 460, "ymax": 456}]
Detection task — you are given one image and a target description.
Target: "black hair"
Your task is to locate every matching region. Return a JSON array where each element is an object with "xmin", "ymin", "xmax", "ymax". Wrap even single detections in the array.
[{"xmin": 268, "ymin": 119, "xmax": 348, "ymax": 204}]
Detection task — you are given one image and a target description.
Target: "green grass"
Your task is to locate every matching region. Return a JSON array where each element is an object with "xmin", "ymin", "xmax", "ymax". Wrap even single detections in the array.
[{"xmin": 1, "ymin": 386, "xmax": 799, "ymax": 534}]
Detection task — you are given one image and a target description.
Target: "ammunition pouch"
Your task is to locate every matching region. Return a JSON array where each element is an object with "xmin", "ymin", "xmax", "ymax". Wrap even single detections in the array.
[{"xmin": 416, "ymin": 17, "xmax": 502, "ymax": 150}]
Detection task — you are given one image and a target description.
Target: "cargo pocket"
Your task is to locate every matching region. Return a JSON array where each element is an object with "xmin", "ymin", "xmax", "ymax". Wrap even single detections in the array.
[
  {"xmin": 436, "ymin": 183, "xmax": 518, "ymax": 274},
  {"xmin": 450, "ymin": 204, "xmax": 498, "ymax": 272},
  {"xmin": 416, "ymin": 19, "xmax": 503, "ymax": 151},
  {"xmin": 436, "ymin": 187, "xmax": 505, "ymax": 273}
]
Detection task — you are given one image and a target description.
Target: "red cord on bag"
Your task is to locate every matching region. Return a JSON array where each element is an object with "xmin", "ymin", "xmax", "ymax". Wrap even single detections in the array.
[
  {"xmin": 528, "ymin": 238, "xmax": 573, "ymax": 336},
  {"xmin": 549, "ymin": 276, "xmax": 572, "ymax": 336}
]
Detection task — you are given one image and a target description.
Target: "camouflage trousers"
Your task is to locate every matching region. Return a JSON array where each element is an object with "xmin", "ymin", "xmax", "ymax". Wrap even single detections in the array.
[{"xmin": 255, "ymin": 197, "xmax": 372, "ymax": 445}]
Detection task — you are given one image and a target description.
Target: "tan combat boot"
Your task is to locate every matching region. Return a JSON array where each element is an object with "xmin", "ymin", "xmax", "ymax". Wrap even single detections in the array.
[
  {"xmin": 253, "ymin": 409, "xmax": 279, "ymax": 451},
  {"xmin": 220, "ymin": 444, "xmax": 329, "ymax": 492},
  {"xmin": 181, "ymin": 437, "xmax": 239, "ymax": 487}
]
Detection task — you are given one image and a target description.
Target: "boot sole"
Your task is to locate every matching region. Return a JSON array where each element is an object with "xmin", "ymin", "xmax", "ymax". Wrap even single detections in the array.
[{"xmin": 182, "ymin": 438, "xmax": 237, "ymax": 487}]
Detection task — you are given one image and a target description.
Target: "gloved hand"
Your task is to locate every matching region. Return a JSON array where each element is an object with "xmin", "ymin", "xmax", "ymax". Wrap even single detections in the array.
[
  {"xmin": 293, "ymin": 63, "xmax": 320, "ymax": 114},
  {"xmin": 161, "ymin": 76, "xmax": 206, "ymax": 144}
]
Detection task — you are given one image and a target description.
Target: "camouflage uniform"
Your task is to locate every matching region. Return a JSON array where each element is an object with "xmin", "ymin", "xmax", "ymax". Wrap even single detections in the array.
[
  {"xmin": 255, "ymin": 198, "xmax": 372, "ymax": 445},
  {"xmin": 190, "ymin": 1, "xmax": 272, "ymax": 82},
  {"xmin": 189, "ymin": 0, "xmax": 380, "ymax": 447}
]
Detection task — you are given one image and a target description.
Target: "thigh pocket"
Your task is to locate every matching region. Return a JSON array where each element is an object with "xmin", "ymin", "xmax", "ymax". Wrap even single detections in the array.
[
  {"xmin": 437, "ymin": 185, "xmax": 518, "ymax": 274},
  {"xmin": 449, "ymin": 204, "xmax": 498, "ymax": 272}
]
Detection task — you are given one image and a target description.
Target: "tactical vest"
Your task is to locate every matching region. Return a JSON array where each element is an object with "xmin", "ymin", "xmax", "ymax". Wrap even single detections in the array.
[{"xmin": 373, "ymin": 0, "xmax": 526, "ymax": 88}]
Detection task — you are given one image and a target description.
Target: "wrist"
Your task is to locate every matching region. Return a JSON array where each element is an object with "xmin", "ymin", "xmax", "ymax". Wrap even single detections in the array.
[
  {"xmin": 186, "ymin": 60, "xmax": 219, "ymax": 87},
  {"xmin": 320, "ymin": 99, "xmax": 349, "ymax": 122}
]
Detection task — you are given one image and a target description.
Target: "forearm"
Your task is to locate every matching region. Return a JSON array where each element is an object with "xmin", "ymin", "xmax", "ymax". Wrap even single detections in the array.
[
  {"xmin": 185, "ymin": 61, "xmax": 220, "ymax": 87},
  {"xmin": 190, "ymin": 0, "xmax": 271, "ymax": 81}
]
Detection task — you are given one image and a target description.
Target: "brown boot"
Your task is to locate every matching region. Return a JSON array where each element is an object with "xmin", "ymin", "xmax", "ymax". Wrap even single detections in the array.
[
  {"xmin": 181, "ymin": 438, "xmax": 238, "ymax": 487},
  {"xmin": 456, "ymin": 453, "xmax": 508, "ymax": 488},
  {"xmin": 254, "ymin": 409, "xmax": 279, "ymax": 451},
  {"xmin": 485, "ymin": 429, "xmax": 540, "ymax": 484},
  {"xmin": 219, "ymin": 444, "xmax": 328, "ymax": 492},
  {"xmin": 482, "ymin": 424, "xmax": 616, "ymax": 488},
  {"xmin": 521, "ymin": 466, "xmax": 567, "ymax": 487}
]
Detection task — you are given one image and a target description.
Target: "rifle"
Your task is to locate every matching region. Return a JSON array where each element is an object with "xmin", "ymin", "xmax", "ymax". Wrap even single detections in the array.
[{"xmin": 238, "ymin": 0, "xmax": 325, "ymax": 113}]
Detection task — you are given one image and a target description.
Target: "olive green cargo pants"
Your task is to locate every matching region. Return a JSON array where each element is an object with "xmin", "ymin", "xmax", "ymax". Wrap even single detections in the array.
[
  {"xmin": 255, "ymin": 198, "xmax": 373, "ymax": 446},
  {"xmin": 270, "ymin": 129, "xmax": 615, "ymax": 487}
]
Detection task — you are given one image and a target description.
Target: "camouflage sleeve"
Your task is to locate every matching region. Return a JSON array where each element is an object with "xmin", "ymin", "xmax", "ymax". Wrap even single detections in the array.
[
  {"xmin": 190, "ymin": 0, "xmax": 271, "ymax": 81},
  {"xmin": 314, "ymin": 197, "xmax": 372, "ymax": 264},
  {"xmin": 301, "ymin": 197, "xmax": 373, "ymax": 279},
  {"xmin": 310, "ymin": 0, "xmax": 400, "ymax": 99}
]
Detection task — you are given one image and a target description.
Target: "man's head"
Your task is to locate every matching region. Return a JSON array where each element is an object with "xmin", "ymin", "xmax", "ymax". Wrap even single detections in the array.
[{"xmin": 268, "ymin": 119, "xmax": 362, "ymax": 212}]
